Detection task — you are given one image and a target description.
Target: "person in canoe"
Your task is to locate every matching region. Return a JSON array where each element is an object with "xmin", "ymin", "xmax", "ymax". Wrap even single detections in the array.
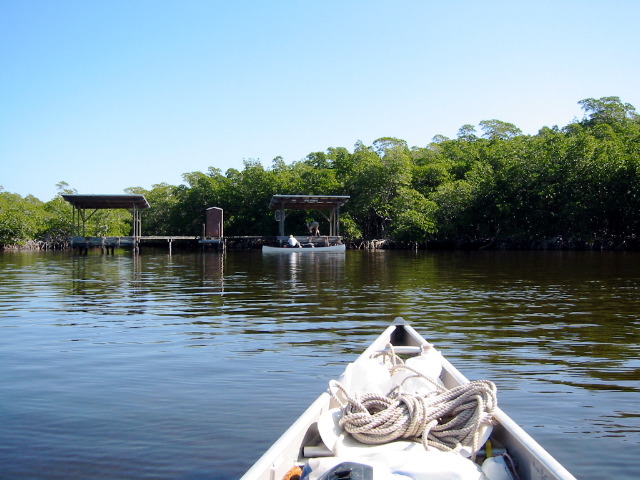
[
  {"xmin": 307, "ymin": 221, "xmax": 320, "ymax": 236},
  {"xmin": 287, "ymin": 235, "xmax": 301, "ymax": 248}
]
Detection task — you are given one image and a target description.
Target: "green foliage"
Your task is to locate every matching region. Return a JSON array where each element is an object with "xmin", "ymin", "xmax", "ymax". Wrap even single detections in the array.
[
  {"xmin": 579, "ymin": 96, "xmax": 638, "ymax": 130},
  {"xmin": 3, "ymin": 96, "xmax": 640, "ymax": 247},
  {"xmin": 479, "ymin": 119, "xmax": 523, "ymax": 140},
  {"xmin": 389, "ymin": 188, "xmax": 437, "ymax": 240},
  {"xmin": 41, "ymin": 196, "xmax": 73, "ymax": 243},
  {"xmin": 0, "ymin": 192, "xmax": 43, "ymax": 245}
]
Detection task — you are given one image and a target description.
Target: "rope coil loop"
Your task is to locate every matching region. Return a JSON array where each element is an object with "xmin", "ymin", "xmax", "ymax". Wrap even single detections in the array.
[{"xmin": 328, "ymin": 350, "xmax": 497, "ymax": 457}]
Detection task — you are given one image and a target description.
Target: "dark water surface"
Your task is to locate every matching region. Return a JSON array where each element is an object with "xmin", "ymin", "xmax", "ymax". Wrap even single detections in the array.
[{"xmin": 1, "ymin": 250, "xmax": 638, "ymax": 479}]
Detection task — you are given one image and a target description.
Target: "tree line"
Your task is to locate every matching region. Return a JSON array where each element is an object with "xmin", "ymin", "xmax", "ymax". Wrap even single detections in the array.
[{"xmin": 2, "ymin": 96, "xmax": 639, "ymax": 249}]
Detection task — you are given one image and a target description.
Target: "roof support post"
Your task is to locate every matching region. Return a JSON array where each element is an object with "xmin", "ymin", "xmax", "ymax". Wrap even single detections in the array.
[
  {"xmin": 132, "ymin": 205, "xmax": 142, "ymax": 254},
  {"xmin": 71, "ymin": 205, "xmax": 76, "ymax": 237},
  {"xmin": 329, "ymin": 207, "xmax": 336, "ymax": 236},
  {"xmin": 278, "ymin": 201, "xmax": 285, "ymax": 237}
]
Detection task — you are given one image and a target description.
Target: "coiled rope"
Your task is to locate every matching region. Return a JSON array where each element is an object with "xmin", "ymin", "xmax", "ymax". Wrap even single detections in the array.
[{"xmin": 329, "ymin": 346, "xmax": 497, "ymax": 456}]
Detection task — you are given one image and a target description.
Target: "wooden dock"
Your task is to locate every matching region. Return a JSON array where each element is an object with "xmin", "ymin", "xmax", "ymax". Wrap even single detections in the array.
[
  {"xmin": 70, "ymin": 234, "xmax": 357, "ymax": 254},
  {"xmin": 70, "ymin": 235, "xmax": 224, "ymax": 254},
  {"xmin": 70, "ymin": 235, "xmax": 345, "ymax": 254}
]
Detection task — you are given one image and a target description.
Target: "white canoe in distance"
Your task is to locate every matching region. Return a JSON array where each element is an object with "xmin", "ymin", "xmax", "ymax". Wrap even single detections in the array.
[{"xmin": 262, "ymin": 244, "xmax": 346, "ymax": 253}]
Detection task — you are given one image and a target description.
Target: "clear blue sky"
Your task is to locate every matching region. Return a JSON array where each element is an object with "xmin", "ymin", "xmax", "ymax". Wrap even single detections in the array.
[{"xmin": 2, "ymin": 1, "xmax": 639, "ymax": 201}]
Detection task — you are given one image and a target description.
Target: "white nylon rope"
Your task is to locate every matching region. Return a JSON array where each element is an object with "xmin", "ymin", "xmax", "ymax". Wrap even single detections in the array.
[{"xmin": 329, "ymin": 347, "xmax": 497, "ymax": 456}]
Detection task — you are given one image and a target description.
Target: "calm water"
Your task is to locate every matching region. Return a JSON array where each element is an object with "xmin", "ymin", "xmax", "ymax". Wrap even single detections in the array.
[{"xmin": 1, "ymin": 249, "xmax": 638, "ymax": 479}]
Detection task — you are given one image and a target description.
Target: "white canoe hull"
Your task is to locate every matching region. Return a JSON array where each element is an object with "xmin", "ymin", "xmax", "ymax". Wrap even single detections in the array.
[
  {"xmin": 262, "ymin": 244, "xmax": 346, "ymax": 253},
  {"xmin": 241, "ymin": 318, "xmax": 576, "ymax": 480}
]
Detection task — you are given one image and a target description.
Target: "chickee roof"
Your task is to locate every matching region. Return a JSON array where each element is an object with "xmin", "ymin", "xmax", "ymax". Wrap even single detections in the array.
[
  {"xmin": 268, "ymin": 195, "xmax": 350, "ymax": 210},
  {"xmin": 62, "ymin": 194, "xmax": 150, "ymax": 210}
]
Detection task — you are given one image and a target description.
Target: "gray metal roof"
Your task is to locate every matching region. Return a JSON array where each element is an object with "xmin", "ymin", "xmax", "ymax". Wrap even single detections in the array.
[
  {"xmin": 62, "ymin": 194, "xmax": 150, "ymax": 210},
  {"xmin": 268, "ymin": 195, "xmax": 350, "ymax": 210}
]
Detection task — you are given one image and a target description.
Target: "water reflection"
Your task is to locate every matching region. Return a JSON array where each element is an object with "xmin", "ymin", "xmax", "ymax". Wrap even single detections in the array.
[{"xmin": 0, "ymin": 250, "xmax": 638, "ymax": 479}]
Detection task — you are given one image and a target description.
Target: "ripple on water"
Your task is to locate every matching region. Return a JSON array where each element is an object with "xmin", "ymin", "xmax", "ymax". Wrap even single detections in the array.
[{"xmin": 0, "ymin": 250, "xmax": 639, "ymax": 479}]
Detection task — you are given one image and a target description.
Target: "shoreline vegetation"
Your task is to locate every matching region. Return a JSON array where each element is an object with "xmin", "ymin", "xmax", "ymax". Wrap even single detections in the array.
[
  {"xmin": 2, "ymin": 97, "xmax": 640, "ymax": 252},
  {"xmin": 3, "ymin": 234, "xmax": 640, "ymax": 252}
]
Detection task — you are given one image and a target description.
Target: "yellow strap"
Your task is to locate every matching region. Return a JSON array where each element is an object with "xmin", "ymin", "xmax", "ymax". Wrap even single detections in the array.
[{"xmin": 485, "ymin": 439, "xmax": 493, "ymax": 458}]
